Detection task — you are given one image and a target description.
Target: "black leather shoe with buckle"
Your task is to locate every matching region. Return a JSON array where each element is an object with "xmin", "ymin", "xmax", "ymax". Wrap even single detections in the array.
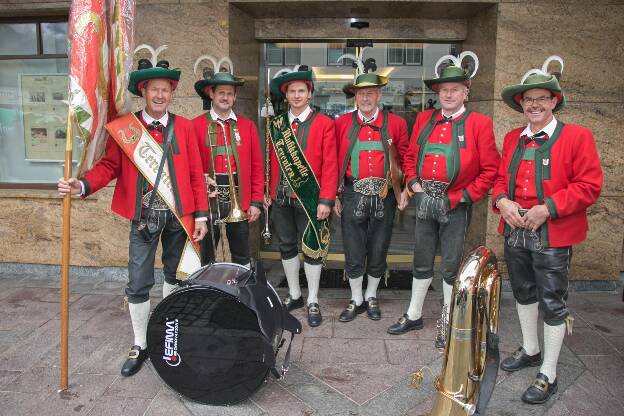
[
  {"xmin": 365, "ymin": 297, "xmax": 381, "ymax": 320},
  {"xmin": 387, "ymin": 314, "xmax": 423, "ymax": 335},
  {"xmin": 339, "ymin": 300, "xmax": 366, "ymax": 322},
  {"xmin": 120, "ymin": 345, "xmax": 148, "ymax": 377},
  {"xmin": 307, "ymin": 302, "xmax": 322, "ymax": 327},
  {"xmin": 522, "ymin": 373, "xmax": 558, "ymax": 404},
  {"xmin": 500, "ymin": 347, "xmax": 543, "ymax": 372},
  {"xmin": 283, "ymin": 296, "xmax": 304, "ymax": 312}
]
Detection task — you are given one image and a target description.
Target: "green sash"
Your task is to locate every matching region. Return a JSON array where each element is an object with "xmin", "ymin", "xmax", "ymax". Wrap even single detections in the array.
[{"xmin": 269, "ymin": 113, "xmax": 330, "ymax": 260}]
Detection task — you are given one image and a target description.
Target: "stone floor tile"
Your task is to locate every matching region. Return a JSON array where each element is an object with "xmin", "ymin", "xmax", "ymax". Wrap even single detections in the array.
[
  {"xmin": 0, "ymin": 369, "xmax": 22, "ymax": 389},
  {"xmin": 299, "ymin": 362, "xmax": 415, "ymax": 405},
  {"xmin": 184, "ymin": 397, "xmax": 265, "ymax": 416},
  {"xmin": 74, "ymin": 334, "xmax": 133, "ymax": 375},
  {"xmin": 85, "ymin": 397, "xmax": 152, "ymax": 416},
  {"xmin": 72, "ymin": 304, "xmax": 129, "ymax": 337},
  {"xmin": 285, "ymin": 381, "xmax": 360, "ymax": 415},
  {"xmin": 334, "ymin": 315, "xmax": 437, "ymax": 341},
  {"xmin": 564, "ymin": 326, "xmax": 618, "ymax": 356},
  {"xmin": 144, "ymin": 387, "xmax": 195, "ymax": 416},
  {"xmin": 35, "ymin": 334, "xmax": 110, "ymax": 373},
  {"xmin": 553, "ymin": 369, "xmax": 624, "ymax": 416},
  {"xmin": 250, "ymin": 378, "xmax": 315, "ymax": 415},
  {"xmin": 384, "ymin": 339, "xmax": 442, "ymax": 366},
  {"xmin": 67, "ymin": 293, "xmax": 121, "ymax": 322},
  {"xmin": 604, "ymin": 335, "xmax": 624, "ymax": 356},
  {"xmin": 300, "ymin": 338, "xmax": 386, "ymax": 365},
  {"xmin": 102, "ymin": 364, "xmax": 161, "ymax": 399},
  {"xmin": 0, "ymin": 391, "xmax": 44, "ymax": 415},
  {"xmin": 577, "ymin": 354, "xmax": 624, "ymax": 403}
]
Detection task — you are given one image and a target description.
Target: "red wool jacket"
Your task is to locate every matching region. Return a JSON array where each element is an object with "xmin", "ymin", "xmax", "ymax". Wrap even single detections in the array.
[
  {"xmin": 492, "ymin": 122, "xmax": 603, "ymax": 248},
  {"xmin": 82, "ymin": 113, "xmax": 209, "ymax": 221},
  {"xmin": 335, "ymin": 110, "xmax": 409, "ymax": 184},
  {"xmin": 268, "ymin": 111, "xmax": 338, "ymax": 205},
  {"xmin": 192, "ymin": 113, "xmax": 264, "ymax": 211},
  {"xmin": 403, "ymin": 109, "xmax": 500, "ymax": 208}
]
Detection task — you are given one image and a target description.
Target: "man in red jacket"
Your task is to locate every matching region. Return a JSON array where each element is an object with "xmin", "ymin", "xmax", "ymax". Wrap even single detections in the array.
[
  {"xmin": 494, "ymin": 56, "xmax": 602, "ymax": 404},
  {"xmin": 334, "ymin": 72, "xmax": 408, "ymax": 322},
  {"xmin": 58, "ymin": 58, "xmax": 208, "ymax": 377},
  {"xmin": 192, "ymin": 61, "xmax": 263, "ymax": 266},
  {"xmin": 388, "ymin": 52, "xmax": 500, "ymax": 350},
  {"xmin": 267, "ymin": 66, "xmax": 338, "ymax": 327}
]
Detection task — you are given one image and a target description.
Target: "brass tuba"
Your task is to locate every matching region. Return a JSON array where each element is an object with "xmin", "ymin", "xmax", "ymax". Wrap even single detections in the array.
[
  {"xmin": 431, "ymin": 246, "xmax": 501, "ymax": 416},
  {"xmin": 213, "ymin": 120, "xmax": 247, "ymax": 223}
]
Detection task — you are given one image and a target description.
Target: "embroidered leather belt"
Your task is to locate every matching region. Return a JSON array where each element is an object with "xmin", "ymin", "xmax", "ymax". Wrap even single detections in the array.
[
  {"xmin": 352, "ymin": 177, "xmax": 387, "ymax": 196},
  {"xmin": 141, "ymin": 191, "xmax": 169, "ymax": 211},
  {"xmin": 421, "ymin": 179, "xmax": 449, "ymax": 198}
]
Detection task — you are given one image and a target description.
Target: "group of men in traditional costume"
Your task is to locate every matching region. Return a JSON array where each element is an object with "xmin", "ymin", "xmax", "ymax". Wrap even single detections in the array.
[{"xmin": 58, "ymin": 46, "xmax": 602, "ymax": 406}]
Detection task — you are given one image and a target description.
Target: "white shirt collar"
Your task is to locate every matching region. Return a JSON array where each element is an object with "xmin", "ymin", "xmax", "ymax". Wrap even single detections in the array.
[
  {"xmin": 358, "ymin": 107, "xmax": 379, "ymax": 124},
  {"xmin": 288, "ymin": 106, "xmax": 312, "ymax": 124},
  {"xmin": 210, "ymin": 107, "xmax": 237, "ymax": 122},
  {"xmin": 441, "ymin": 105, "xmax": 465, "ymax": 120},
  {"xmin": 142, "ymin": 110, "xmax": 169, "ymax": 127},
  {"xmin": 521, "ymin": 116, "xmax": 558, "ymax": 138}
]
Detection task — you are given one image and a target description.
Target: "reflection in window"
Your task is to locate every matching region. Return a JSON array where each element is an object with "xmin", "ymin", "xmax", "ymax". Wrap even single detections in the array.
[
  {"xmin": 388, "ymin": 43, "xmax": 423, "ymax": 66},
  {"xmin": 266, "ymin": 43, "xmax": 301, "ymax": 66},
  {"xmin": 327, "ymin": 43, "xmax": 356, "ymax": 66},
  {"xmin": 41, "ymin": 22, "xmax": 68, "ymax": 55},
  {"xmin": 0, "ymin": 24, "xmax": 37, "ymax": 55}
]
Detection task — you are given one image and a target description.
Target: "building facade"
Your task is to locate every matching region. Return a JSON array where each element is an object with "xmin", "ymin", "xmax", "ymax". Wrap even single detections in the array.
[{"xmin": 0, "ymin": 0, "xmax": 622, "ymax": 283}]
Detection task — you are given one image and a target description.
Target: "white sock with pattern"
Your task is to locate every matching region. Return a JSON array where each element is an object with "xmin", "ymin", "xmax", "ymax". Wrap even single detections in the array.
[
  {"xmin": 442, "ymin": 281, "xmax": 453, "ymax": 316},
  {"xmin": 349, "ymin": 275, "xmax": 364, "ymax": 306},
  {"xmin": 541, "ymin": 322, "xmax": 565, "ymax": 381},
  {"xmin": 407, "ymin": 277, "xmax": 432, "ymax": 321},
  {"xmin": 365, "ymin": 275, "xmax": 382, "ymax": 300},
  {"xmin": 282, "ymin": 256, "xmax": 301, "ymax": 300},
  {"xmin": 517, "ymin": 302, "xmax": 540, "ymax": 355},
  {"xmin": 129, "ymin": 300, "xmax": 150, "ymax": 350},
  {"xmin": 162, "ymin": 282, "xmax": 177, "ymax": 298},
  {"xmin": 304, "ymin": 262, "xmax": 322, "ymax": 305}
]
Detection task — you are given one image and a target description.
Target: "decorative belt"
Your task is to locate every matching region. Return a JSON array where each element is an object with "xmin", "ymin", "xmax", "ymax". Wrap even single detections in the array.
[
  {"xmin": 141, "ymin": 191, "xmax": 169, "ymax": 211},
  {"xmin": 352, "ymin": 177, "xmax": 387, "ymax": 196},
  {"xmin": 421, "ymin": 179, "xmax": 449, "ymax": 198},
  {"xmin": 215, "ymin": 173, "xmax": 238, "ymax": 204}
]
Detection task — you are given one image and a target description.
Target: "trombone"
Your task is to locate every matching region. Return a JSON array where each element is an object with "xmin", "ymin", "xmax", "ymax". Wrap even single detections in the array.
[{"xmin": 213, "ymin": 119, "xmax": 247, "ymax": 224}]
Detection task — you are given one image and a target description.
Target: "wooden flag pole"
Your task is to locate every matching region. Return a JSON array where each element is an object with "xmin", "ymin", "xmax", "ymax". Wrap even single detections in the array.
[{"xmin": 59, "ymin": 111, "xmax": 74, "ymax": 392}]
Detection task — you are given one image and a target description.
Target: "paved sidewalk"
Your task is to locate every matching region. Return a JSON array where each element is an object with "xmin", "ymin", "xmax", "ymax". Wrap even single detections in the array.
[{"xmin": 0, "ymin": 271, "xmax": 623, "ymax": 416}]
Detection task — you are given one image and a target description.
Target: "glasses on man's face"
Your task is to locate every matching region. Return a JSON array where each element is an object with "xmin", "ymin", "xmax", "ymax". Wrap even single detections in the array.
[{"xmin": 521, "ymin": 95, "xmax": 553, "ymax": 105}]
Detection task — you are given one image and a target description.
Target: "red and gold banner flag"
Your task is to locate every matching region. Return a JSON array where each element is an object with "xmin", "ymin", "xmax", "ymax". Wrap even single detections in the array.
[{"xmin": 109, "ymin": 0, "xmax": 136, "ymax": 117}]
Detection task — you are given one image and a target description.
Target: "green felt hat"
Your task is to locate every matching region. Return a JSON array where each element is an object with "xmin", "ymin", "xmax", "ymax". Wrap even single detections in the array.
[
  {"xmin": 344, "ymin": 73, "xmax": 388, "ymax": 95},
  {"xmin": 270, "ymin": 66, "xmax": 314, "ymax": 98},
  {"xmin": 424, "ymin": 51, "xmax": 479, "ymax": 91},
  {"xmin": 129, "ymin": 45, "xmax": 180, "ymax": 97},
  {"xmin": 192, "ymin": 55, "xmax": 244, "ymax": 109},
  {"xmin": 501, "ymin": 55, "xmax": 566, "ymax": 113}
]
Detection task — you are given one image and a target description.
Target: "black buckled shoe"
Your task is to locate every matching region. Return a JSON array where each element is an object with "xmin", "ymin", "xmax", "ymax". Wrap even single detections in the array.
[
  {"xmin": 339, "ymin": 300, "xmax": 366, "ymax": 322},
  {"xmin": 365, "ymin": 297, "xmax": 381, "ymax": 320},
  {"xmin": 387, "ymin": 314, "xmax": 423, "ymax": 335},
  {"xmin": 500, "ymin": 347, "xmax": 543, "ymax": 372},
  {"xmin": 120, "ymin": 345, "xmax": 148, "ymax": 377},
  {"xmin": 283, "ymin": 296, "xmax": 304, "ymax": 312},
  {"xmin": 521, "ymin": 373, "xmax": 558, "ymax": 404},
  {"xmin": 307, "ymin": 302, "xmax": 322, "ymax": 327}
]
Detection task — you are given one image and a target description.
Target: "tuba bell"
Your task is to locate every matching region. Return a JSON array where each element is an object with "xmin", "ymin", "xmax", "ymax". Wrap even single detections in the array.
[{"xmin": 430, "ymin": 246, "xmax": 501, "ymax": 416}]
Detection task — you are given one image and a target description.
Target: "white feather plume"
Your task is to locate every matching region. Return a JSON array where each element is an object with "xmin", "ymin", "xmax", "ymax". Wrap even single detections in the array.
[
  {"xmin": 433, "ymin": 54, "xmax": 460, "ymax": 78},
  {"xmin": 193, "ymin": 55, "xmax": 218, "ymax": 77},
  {"xmin": 458, "ymin": 51, "xmax": 479, "ymax": 78},
  {"xmin": 337, "ymin": 54, "xmax": 364, "ymax": 75},
  {"xmin": 134, "ymin": 44, "xmax": 168, "ymax": 67},
  {"xmin": 520, "ymin": 55, "xmax": 564, "ymax": 85},
  {"xmin": 217, "ymin": 57, "xmax": 234, "ymax": 74}
]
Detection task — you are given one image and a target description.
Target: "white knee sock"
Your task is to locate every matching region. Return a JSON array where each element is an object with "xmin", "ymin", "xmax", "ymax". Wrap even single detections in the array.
[
  {"xmin": 129, "ymin": 300, "xmax": 150, "ymax": 350},
  {"xmin": 304, "ymin": 262, "xmax": 322, "ymax": 305},
  {"xmin": 162, "ymin": 282, "xmax": 177, "ymax": 298},
  {"xmin": 407, "ymin": 277, "xmax": 433, "ymax": 320},
  {"xmin": 364, "ymin": 275, "xmax": 382, "ymax": 300},
  {"xmin": 282, "ymin": 257, "xmax": 301, "ymax": 299},
  {"xmin": 541, "ymin": 322, "xmax": 566, "ymax": 381},
  {"xmin": 349, "ymin": 275, "xmax": 364, "ymax": 305},
  {"xmin": 517, "ymin": 302, "xmax": 540, "ymax": 355},
  {"xmin": 442, "ymin": 281, "xmax": 453, "ymax": 317}
]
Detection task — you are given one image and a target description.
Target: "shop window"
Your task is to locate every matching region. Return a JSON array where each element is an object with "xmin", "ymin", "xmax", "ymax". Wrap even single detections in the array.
[
  {"xmin": 327, "ymin": 43, "xmax": 356, "ymax": 66},
  {"xmin": 0, "ymin": 19, "xmax": 72, "ymax": 185},
  {"xmin": 266, "ymin": 43, "xmax": 301, "ymax": 66},
  {"xmin": 388, "ymin": 43, "xmax": 423, "ymax": 66}
]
